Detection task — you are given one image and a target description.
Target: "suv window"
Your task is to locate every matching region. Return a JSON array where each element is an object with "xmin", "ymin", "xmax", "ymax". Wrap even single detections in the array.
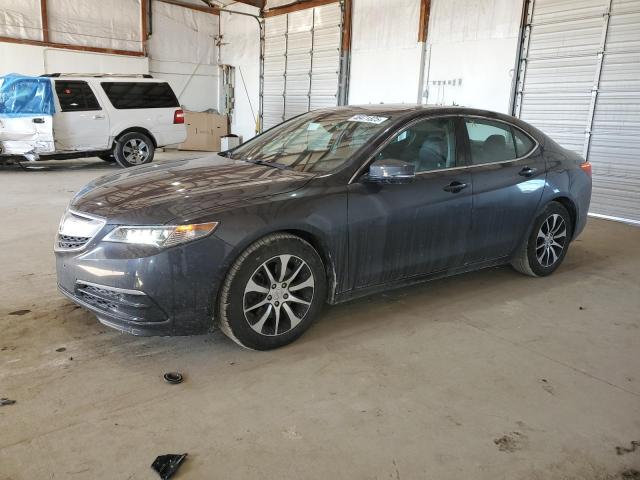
[
  {"xmin": 377, "ymin": 117, "xmax": 457, "ymax": 173},
  {"xmin": 101, "ymin": 82, "xmax": 179, "ymax": 109},
  {"xmin": 464, "ymin": 118, "xmax": 517, "ymax": 164},
  {"xmin": 55, "ymin": 81, "xmax": 101, "ymax": 112}
]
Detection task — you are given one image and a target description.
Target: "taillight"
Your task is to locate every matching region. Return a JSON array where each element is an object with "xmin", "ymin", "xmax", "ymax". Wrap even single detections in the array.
[
  {"xmin": 580, "ymin": 161, "xmax": 592, "ymax": 177},
  {"xmin": 173, "ymin": 109, "xmax": 184, "ymax": 124}
]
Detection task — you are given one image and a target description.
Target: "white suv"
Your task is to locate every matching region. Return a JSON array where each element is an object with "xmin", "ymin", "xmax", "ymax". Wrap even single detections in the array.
[{"xmin": 0, "ymin": 74, "xmax": 186, "ymax": 168}]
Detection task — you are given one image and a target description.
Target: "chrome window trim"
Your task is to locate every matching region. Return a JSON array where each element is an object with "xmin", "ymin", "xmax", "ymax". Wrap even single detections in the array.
[
  {"xmin": 348, "ymin": 114, "xmax": 540, "ymax": 184},
  {"xmin": 54, "ymin": 208, "xmax": 107, "ymax": 253}
]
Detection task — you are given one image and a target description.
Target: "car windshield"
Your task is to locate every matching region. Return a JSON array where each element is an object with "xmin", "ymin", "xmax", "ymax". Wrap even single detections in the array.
[{"xmin": 226, "ymin": 110, "xmax": 394, "ymax": 173}]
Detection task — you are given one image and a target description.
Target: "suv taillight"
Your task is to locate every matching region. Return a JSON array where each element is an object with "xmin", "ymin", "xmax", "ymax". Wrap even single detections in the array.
[
  {"xmin": 580, "ymin": 161, "xmax": 592, "ymax": 177},
  {"xmin": 174, "ymin": 109, "xmax": 185, "ymax": 124}
]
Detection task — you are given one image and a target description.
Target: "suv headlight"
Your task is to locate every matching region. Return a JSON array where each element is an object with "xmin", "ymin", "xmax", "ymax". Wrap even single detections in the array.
[{"xmin": 103, "ymin": 222, "xmax": 218, "ymax": 248}]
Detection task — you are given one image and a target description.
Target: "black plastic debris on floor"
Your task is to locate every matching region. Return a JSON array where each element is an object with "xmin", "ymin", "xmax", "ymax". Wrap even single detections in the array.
[
  {"xmin": 0, "ymin": 398, "xmax": 16, "ymax": 406},
  {"xmin": 151, "ymin": 453, "xmax": 188, "ymax": 479},
  {"xmin": 163, "ymin": 372, "xmax": 184, "ymax": 385}
]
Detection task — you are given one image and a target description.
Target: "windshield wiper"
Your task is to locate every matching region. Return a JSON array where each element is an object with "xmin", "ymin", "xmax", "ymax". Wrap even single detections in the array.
[{"xmin": 242, "ymin": 159, "xmax": 291, "ymax": 170}]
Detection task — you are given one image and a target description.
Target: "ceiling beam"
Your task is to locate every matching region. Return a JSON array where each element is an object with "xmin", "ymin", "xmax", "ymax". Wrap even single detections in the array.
[
  {"xmin": 230, "ymin": 0, "xmax": 266, "ymax": 8},
  {"xmin": 264, "ymin": 0, "xmax": 337, "ymax": 17},
  {"xmin": 157, "ymin": 0, "xmax": 220, "ymax": 15}
]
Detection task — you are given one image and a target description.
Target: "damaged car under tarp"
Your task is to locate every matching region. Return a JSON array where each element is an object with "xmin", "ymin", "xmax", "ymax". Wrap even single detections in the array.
[{"xmin": 0, "ymin": 74, "xmax": 56, "ymax": 158}]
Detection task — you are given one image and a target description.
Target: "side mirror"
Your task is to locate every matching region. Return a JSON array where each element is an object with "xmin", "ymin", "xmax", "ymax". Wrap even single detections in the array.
[{"xmin": 364, "ymin": 159, "xmax": 416, "ymax": 184}]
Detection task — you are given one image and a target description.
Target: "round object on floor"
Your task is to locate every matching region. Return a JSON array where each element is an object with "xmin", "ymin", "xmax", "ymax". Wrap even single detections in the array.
[{"xmin": 163, "ymin": 372, "xmax": 184, "ymax": 384}]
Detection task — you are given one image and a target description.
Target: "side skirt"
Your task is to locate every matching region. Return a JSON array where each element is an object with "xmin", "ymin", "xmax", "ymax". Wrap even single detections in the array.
[{"xmin": 331, "ymin": 256, "xmax": 510, "ymax": 305}]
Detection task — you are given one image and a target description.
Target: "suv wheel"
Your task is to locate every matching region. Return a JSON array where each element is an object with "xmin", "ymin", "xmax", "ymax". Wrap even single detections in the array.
[
  {"xmin": 218, "ymin": 233, "xmax": 327, "ymax": 350},
  {"xmin": 511, "ymin": 201, "xmax": 573, "ymax": 277},
  {"xmin": 114, "ymin": 132, "xmax": 155, "ymax": 168}
]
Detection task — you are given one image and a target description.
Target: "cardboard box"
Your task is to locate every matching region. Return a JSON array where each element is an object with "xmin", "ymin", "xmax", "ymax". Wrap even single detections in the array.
[{"xmin": 179, "ymin": 111, "xmax": 228, "ymax": 151}]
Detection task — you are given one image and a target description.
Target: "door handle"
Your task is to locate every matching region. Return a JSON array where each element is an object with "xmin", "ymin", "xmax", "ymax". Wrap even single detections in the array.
[
  {"xmin": 519, "ymin": 166, "xmax": 537, "ymax": 177},
  {"xmin": 443, "ymin": 181, "xmax": 468, "ymax": 193},
  {"xmin": 93, "ymin": 114, "xmax": 105, "ymax": 120},
  {"xmin": 32, "ymin": 118, "xmax": 45, "ymax": 124}
]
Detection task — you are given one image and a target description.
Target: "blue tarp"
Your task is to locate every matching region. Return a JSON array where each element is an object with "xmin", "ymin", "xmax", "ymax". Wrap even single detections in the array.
[{"xmin": 0, "ymin": 74, "xmax": 55, "ymax": 117}]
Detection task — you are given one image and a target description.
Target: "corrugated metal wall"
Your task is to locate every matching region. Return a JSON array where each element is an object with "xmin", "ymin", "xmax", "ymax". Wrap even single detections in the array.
[
  {"xmin": 262, "ymin": 2, "xmax": 342, "ymax": 130},
  {"xmin": 514, "ymin": 0, "xmax": 640, "ymax": 223}
]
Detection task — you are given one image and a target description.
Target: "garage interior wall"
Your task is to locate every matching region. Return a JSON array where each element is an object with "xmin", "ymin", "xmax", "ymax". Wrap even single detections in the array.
[
  {"xmin": 0, "ymin": 0, "xmax": 148, "ymax": 75},
  {"xmin": 348, "ymin": 0, "xmax": 423, "ymax": 105},
  {"xmin": 0, "ymin": 0, "xmax": 219, "ymax": 113},
  {"xmin": 146, "ymin": 1, "xmax": 220, "ymax": 112},
  {"xmin": 514, "ymin": 0, "xmax": 640, "ymax": 223},
  {"xmin": 422, "ymin": 0, "xmax": 523, "ymax": 113}
]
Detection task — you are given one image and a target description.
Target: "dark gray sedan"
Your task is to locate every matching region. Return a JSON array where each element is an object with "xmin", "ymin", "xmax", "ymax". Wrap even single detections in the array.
[{"xmin": 55, "ymin": 105, "xmax": 592, "ymax": 350}]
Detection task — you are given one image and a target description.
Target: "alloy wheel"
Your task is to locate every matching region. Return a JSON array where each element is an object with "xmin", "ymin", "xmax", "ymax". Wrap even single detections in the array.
[
  {"xmin": 536, "ymin": 213, "xmax": 567, "ymax": 267},
  {"xmin": 243, "ymin": 254, "xmax": 315, "ymax": 336},
  {"xmin": 123, "ymin": 138, "xmax": 150, "ymax": 165}
]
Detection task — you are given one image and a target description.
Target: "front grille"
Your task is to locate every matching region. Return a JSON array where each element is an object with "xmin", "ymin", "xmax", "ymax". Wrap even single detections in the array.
[
  {"xmin": 55, "ymin": 209, "xmax": 105, "ymax": 252},
  {"xmin": 57, "ymin": 234, "xmax": 91, "ymax": 250}
]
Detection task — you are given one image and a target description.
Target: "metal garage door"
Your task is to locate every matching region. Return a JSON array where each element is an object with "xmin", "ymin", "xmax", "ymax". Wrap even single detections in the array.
[
  {"xmin": 514, "ymin": 0, "xmax": 640, "ymax": 223},
  {"xmin": 262, "ymin": 2, "xmax": 343, "ymax": 130}
]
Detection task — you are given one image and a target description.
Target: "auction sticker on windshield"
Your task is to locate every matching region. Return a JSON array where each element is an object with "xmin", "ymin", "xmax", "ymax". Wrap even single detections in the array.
[{"xmin": 348, "ymin": 114, "xmax": 388, "ymax": 125}]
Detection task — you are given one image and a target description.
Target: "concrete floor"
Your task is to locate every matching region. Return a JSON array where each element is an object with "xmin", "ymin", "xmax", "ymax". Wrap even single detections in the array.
[{"xmin": 1, "ymin": 153, "xmax": 639, "ymax": 480}]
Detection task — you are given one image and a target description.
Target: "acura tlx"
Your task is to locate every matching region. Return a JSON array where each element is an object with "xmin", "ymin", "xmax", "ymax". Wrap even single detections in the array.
[{"xmin": 55, "ymin": 105, "xmax": 592, "ymax": 350}]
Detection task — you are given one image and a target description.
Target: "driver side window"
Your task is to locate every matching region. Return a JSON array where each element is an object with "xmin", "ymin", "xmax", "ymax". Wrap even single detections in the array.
[{"xmin": 377, "ymin": 118, "xmax": 457, "ymax": 173}]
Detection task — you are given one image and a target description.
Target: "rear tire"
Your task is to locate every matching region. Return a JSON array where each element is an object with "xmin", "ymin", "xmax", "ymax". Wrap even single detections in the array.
[
  {"xmin": 217, "ymin": 233, "xmax": 326, "ymax": 350},
  {"xmin": 511, "ymin": 201, "xmax": 573, "ymax": 277},
  {"xmin": 114, "ymin": 132, "xmax": 155, "ymax": 168}
]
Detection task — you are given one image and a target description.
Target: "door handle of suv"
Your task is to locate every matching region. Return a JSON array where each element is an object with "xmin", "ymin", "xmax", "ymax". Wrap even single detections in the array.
[
  {"xmin": 93, "ymin": 114, "xmax": 105, "ymax": 120},
  {"xmin": 443, "ymin": 181, "xmax": 468, "ymax": 193},
  {"xmin": 519, "ymin": 166, "xmax": 537, "ymax": 177},
  {"xmin": 32, "ymin": 118, "xmax": 45, "ymax": 124}
]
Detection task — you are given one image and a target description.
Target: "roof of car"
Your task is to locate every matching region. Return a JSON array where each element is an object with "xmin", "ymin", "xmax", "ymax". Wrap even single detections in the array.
[{"xmin": 316, "ymin": 103, "xmax": 524, "ymax": 125}]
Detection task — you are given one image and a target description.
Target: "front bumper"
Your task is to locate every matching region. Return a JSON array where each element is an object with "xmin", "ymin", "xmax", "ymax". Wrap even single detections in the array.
[{"xmin": 55, "ymin": 230, "xmax": 234, "ymax": 336}]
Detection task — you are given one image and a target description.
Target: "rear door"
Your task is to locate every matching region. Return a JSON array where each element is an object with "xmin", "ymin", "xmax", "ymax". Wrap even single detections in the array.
[
  {"xmin": 347, "ymin": 116, "xmax": 473, "ymax": 288},
  {"xmin": 462, "ymin": 116, "xmax": 546, "ymax": 263},
  {"xmin": 53, "ymin": 80, "xmax": 110, "ymax": 152}
]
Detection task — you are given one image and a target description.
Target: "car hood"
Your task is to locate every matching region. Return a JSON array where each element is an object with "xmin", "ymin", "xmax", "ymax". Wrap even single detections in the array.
[{"xmin": 71, "ymin": 154, "xmax": 313, "ymax": 224}]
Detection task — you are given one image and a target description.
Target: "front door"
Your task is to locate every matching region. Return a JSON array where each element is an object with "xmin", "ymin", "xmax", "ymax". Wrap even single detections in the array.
[
  {"xmin": 53, "ymin": 80, "xmax": 110, "ymax": 152},
  {"xmin": 461, "ymin": 117, "xmax": 547, "ymax": 263},
  {"xmin": 347, "ymin": 116, "xmax": 473, "ymax": 289}
]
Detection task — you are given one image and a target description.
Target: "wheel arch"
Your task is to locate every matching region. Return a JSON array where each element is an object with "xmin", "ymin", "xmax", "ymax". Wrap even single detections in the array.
[
  {"xmin": 548, "ymin": 195, "xmax": 578, "ymax": 239},
  {"xmin": 112, "ymin": 127, "xmax": 158, "ymax": 148},
  {"xmin": 216, "ymin": 227, "xmax": 339, "ymax": 314}
]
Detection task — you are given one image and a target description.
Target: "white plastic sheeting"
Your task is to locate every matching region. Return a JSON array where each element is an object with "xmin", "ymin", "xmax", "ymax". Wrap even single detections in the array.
[
  {"xmin": 0, "ymin": 0, "xmax": 42, "ymax": 41},
  {"xmin": 47, "ymin": 0, "xmax": 142, "ymax": 52},
  {"xmin": 147, "ymin": 1, "xmax": 220, "ymax": 111},
  {"xmin": 348, "ymin": 0, "xmax": 423, "ymax": 105},
  {"xmin": 422, "ymin": 0, "xmax": 522, "ymax": 113}
]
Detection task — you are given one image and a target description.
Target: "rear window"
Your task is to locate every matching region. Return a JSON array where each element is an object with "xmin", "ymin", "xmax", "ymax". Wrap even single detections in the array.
[{"xmin": 100, "ymin": 82, "xmax": 179, "ymax": 109}]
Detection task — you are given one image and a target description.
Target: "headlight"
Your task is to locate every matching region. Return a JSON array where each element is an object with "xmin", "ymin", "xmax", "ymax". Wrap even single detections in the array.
[{"xmin": 103, "ymin": 222, "xmax": 219, "ymax": 248}]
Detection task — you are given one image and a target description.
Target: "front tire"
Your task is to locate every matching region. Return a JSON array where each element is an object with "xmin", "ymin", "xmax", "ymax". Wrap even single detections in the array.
[
  {"xmin": 511, "ymin": 201, "xmax": 573, "ymax": 277},
  {"xmin": 218, "ymin": 233, "xmax": 327, "ymax": 350},
  {"xmin": 114, "ymin": 132, "xmax": 155, "ymax": 168}
]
